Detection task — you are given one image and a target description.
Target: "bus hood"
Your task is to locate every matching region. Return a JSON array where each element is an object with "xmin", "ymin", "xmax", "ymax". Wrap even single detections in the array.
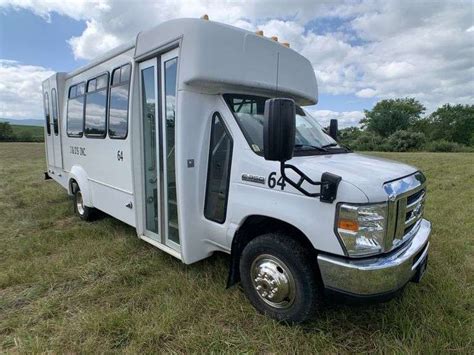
[{"xmin": 291, "ymin": 153, "xmax": 418, "ymax": 202}]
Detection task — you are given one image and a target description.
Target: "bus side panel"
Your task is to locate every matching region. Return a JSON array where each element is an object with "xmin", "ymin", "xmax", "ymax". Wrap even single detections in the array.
[{"xmin": 62, "ymin": 49, "xmax": 136, "ymax": 227}]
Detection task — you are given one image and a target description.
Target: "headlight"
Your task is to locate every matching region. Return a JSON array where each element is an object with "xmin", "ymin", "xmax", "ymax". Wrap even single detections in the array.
[{"xmin": 336, "ymin": 203, "xmax": 387, "ymax": 257}]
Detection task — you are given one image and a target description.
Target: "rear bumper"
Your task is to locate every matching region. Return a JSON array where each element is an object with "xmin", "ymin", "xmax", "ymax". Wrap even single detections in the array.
[{"xmin": 317, "ymin": 219, "xmax": 431, "ymax": 296}]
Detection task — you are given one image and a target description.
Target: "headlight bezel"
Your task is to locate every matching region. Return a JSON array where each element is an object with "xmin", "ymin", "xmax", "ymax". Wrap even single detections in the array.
[{"xmin": 335, "ymin": 202, "xmax": 389, "ymax": 258}]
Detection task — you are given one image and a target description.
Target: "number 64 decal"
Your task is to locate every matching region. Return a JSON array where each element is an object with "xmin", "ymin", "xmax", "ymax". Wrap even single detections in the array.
[{"xmin": 268, "ymin": 171, "xmax": 286, "ymax": 190}]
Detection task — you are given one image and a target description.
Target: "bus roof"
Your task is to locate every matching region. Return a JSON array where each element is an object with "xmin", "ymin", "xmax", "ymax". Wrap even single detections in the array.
[{"xmin": 63, "ymin": 18, "xmax": 318, "ymax": 105}]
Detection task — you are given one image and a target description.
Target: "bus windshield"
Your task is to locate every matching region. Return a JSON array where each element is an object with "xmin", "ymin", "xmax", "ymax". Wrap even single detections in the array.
[{"xmin": 224, "ymin": 94, "xmax": 342, "ymax": 155}]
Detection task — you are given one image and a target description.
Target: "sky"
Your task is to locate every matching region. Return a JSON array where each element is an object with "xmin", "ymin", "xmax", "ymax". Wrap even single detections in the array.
[{"xmin": 0, "ymin": 0, "xmax": 473, "ymax": 128}]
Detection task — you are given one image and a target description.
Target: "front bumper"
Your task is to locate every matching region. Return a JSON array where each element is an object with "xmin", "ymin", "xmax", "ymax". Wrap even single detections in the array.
[{"xmin": 317, "ymin": 219, "xmax": 431, "ymax": 296}]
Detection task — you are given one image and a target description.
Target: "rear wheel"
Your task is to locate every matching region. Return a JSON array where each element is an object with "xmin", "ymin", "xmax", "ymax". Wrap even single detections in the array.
[
  {"xmin": 73, "ymin": 184, "xmax": 94, "ymax": 221},
  {"xmin": 239, "ymin": 233, "xmax": 320, "ymax": 323}
]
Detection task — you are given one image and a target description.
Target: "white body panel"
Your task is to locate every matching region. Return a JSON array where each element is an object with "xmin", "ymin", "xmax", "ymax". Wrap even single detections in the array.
[{"xmin": 41, "ymin": 18, "xmax": 419, "ymax": 266}]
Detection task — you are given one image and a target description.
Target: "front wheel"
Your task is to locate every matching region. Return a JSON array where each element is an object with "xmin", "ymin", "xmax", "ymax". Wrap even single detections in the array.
[
  {"xmin": 73, "ymin": 185, "xmax": 95, "ymax": 221},
  {"xmin": 239, "ymin": 233, "xmax": 320, "ymax": 323}
]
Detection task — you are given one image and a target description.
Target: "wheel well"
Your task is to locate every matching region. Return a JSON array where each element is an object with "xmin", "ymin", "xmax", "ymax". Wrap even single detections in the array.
[
  {"xmin": 226, "ymin": 215, "xmax": 317, "ymax": 288},
  {"xmin": 69, "ymin": 178, "xmax": 78, "ymax": 195}
]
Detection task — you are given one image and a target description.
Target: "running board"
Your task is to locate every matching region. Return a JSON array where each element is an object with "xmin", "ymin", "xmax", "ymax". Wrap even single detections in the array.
[{"xmin": 139, "ymin": 234, "xmax": 182, "ymax": 260}]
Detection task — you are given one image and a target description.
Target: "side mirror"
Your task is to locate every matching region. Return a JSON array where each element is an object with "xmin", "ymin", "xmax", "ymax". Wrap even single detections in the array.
[
  {"xmin": 263, "ymin": 98, "xmax": 296, "ymax": 162},
  {"xmin": 329, "ymin": 119, "xmax": 338, "ymax": 140}
]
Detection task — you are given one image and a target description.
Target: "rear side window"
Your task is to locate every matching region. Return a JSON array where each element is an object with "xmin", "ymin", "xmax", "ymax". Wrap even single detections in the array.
[
  {"xmin": 204, "ymin": 113, "xmax": 233, "ymax": 223},
  {"xmin": 85, "ymin": 73, "xmax": 109, "ymax": 138},
  {"xmin": 67, "ymin": 82, "xmax": 85, "ymax": 137},
  {"xmin": 109, "ymin": 64, "xmax": 131, "ymax": 139},
  {"xmin": 51, "ymin": 88, "xmax": 59, "ymax": 135},
  {"xmin": 43, "ymin": 92, "xmax": 51, "ymax": 135}
]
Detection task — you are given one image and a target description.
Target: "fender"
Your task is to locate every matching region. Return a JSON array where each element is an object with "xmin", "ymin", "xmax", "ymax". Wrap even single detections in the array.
[{"xmin": 68, "ymin": 165, "xmax": 93, "ymax": 207}]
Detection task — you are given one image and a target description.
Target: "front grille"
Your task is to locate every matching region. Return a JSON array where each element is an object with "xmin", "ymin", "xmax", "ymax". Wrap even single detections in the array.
[{"xmin": 384, "ymin": 172, "xmax": 426, "ymax": 251}]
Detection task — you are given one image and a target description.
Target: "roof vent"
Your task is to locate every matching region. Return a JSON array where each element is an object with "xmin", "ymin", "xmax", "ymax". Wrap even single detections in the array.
[
  {"xmin": 255, "ymin": 30, "xmax": 264, "ymax": 36},
  {"xmin": 282, "ymin": 42, "xmax": 290, "ymax": 48},
  {"xmin": 201, "ymin": 14, "xmax": 209, "ymax": 20},
  {"xmin": 271, "ymin": 36, "xmax": 278, "ymax": 41}
]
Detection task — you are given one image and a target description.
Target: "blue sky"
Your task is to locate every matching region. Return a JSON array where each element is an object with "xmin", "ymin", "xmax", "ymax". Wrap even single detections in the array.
[
  {"xmin": 0, "ymin": 9, "xmax": 87, "ymax": 71},
  {"xmin": 0, "ymin": 1, "xmax": 472, "ymax": 127}
]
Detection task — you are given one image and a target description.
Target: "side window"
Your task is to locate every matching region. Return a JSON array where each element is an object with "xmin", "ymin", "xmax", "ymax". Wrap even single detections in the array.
[
  {"xmin": 204, "ymin": 113, "xmax": 233, "ymax": 223},
  {"xmin": 51, "ymin": 88, "xmax": 59, "ymax": 135},
  {"xmin": 85, "ymin": 73, "xmax": 108, "ymax": 137},
  {"xmin": 109, "ymin": 64, "xmax": 131, "ymax": 139},
  {"xmin": 67, "ymin": 83, "xmax": 85, "ymax": 137},
  {"xmin": 44, "ymin": 92, "xmax": 51, "ymax": 135}
]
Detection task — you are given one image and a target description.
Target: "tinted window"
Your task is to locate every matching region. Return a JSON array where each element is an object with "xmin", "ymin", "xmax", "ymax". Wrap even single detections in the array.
[
  {"xmin": 204, "ymin": 113, "xmax": 233, "ymax": 223},
  {"xmin": 109, "ymin": 64, "xmax": 131, "ymax": 139},
  {"xmin": 85, "ymin": 74, "xmax": 108, "ymax": 137},
  {"xmin": 112, "ymin": 68, "xmax": 121, "ymax": 85},
  {"xmin": 120, "ymin": 64, "xmax": 131, "ymax": 83},
  {"xmin": 44, "ymin": 92, "xmax": 51, "ymax": 135},
  {"xmin": 164, "ymin": 57, "xmax": 179, "ymax": 243},
  {"xmin": 67, "ymin": 83, "xmax": 84, "ymax": 137},
  {"xmin": 51, "ymin": 88, "xmax": 59, "ymax": 135}
]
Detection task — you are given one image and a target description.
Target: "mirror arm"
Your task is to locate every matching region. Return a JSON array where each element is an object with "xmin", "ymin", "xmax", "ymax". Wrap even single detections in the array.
[
  {"xmin": 279, "ymin": 162, "xmax": 321, "ymax": 198},
  {"xmin": 279, "ymin": 162, "xmax": 342, "ymax": 203}
]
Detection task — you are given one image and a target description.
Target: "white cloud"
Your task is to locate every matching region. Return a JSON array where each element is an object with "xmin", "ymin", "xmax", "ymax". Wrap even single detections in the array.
[
  {"xmin": 0, "ymin": 60, "xmax": 54, "ymax": 119},
  {"xmin": 356, "ymin": 88, "xmax": 376, "ymax": 98},
  {"xmin": 68, "ymin": 19, "xmax": 121, "ymax": 60},
  {"xmin": 0, "ymin": 0, "xmax": 473, "ymax": 122}
]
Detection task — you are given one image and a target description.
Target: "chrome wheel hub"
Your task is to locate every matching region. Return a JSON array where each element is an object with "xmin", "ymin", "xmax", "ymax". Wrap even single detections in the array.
[
  {"xmin": 251, "ymin": 254, "xmax": 296, "ymax": 309},
  {"xmin": 76, "ymin": 191, "xmax": 85, "ymax": 216}
]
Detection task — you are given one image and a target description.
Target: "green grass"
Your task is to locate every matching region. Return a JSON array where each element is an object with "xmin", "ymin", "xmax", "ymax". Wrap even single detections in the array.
[
  {"xmin": 10, "ymin": 125, "xmax": 44, "ymax": 142},
  {"xmin": 0, "ymin": 143, "xmax": 472, "ymax": 353}
]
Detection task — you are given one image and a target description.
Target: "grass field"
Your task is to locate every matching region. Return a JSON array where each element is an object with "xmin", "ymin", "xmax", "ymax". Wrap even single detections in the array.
[
  {"xmin": 0, "ymin": 143, "xmax": 472, "ymax": 353},
  {"xmin": 10, "ymin": 125, "xmax": 44, "ymax": 142}
]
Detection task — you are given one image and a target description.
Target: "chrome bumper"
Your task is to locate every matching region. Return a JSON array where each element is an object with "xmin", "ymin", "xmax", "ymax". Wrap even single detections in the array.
[{"xmin": 317, "ymin": 219, "xmax": 431, "ymax": 296}]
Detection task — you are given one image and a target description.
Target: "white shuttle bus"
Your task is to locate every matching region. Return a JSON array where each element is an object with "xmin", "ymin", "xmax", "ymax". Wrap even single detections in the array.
[{"xmin": 42, "ymin": 18, "xmax": 431, "ymax": 322}]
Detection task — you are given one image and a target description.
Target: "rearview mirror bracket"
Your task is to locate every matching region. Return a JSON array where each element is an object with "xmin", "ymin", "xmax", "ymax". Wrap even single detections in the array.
[{"xmin": 279, "ymin": 163, "xmax": 342, "ymax": 203}]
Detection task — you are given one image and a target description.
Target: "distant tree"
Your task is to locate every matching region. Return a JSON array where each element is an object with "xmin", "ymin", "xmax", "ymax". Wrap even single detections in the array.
[
  {"xmin": 338, "ymin": 126, "xmax": 362, "ymax": 147},
  {"xmin": 428, "ymin": 104, "xmax": 474, "ymax": 146},
  {"xmin": 0, "ymin": 122, "xmax": 16, "ymax": 141},
  {"xmin": 360, "ymin": 98, "xmax": 425, "ymax": 137}
]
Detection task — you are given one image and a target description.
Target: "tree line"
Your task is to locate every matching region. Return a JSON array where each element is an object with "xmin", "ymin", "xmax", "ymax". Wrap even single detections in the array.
[
  {"xmin": 338, "ymin": 98, "xmax": 474, "ymax": 152},
  {"xmin": 0, "ymin": 122, "xmax": 44, "ymax": 142}
]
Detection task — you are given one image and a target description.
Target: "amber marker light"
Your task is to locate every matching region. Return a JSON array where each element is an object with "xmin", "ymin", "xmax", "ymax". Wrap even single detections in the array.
[{"xmin": 338, "ymin": 219, "xmax": 359, "ymax": 232}]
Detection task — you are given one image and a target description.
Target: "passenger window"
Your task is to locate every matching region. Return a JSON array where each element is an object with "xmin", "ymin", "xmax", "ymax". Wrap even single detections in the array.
[
  {"xmin": 109, "ymin": 64, "xmax": 131, "ymax": 139},
  {"xmin": 67, "ymin": 83, "xmax": 85, "ymax": 137},
  {"xmin": 44, "ymin": 92, "xmax": 51, "ymax": 135},
  {"xmin": 204, "ymin": 113, "xmax": 233, "ymax": 223},
  {"xmin": 51, "ymin": 88, "xmax": 59, "ymax": 135},
  {"xmin": 84, "ymin": 73, "xmax": 108, "ymax": 137}
]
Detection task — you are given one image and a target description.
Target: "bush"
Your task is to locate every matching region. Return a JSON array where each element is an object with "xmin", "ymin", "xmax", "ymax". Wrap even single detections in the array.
[
  {"xmin": 424, "ymin": 140, "xmax": 472, "ymax": 152},
  {"xmin": 386, "ymin": 130, "xmax": 426, "ymax": 152},
  {"xmin": 350, "ymin": 131, "xmax": 385, "ymax": 151}
]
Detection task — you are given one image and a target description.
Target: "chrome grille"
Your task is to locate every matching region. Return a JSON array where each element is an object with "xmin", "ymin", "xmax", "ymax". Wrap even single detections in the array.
[{"xmin": 384, "ymin": 172, "xmax": 426, "ymax": 251}]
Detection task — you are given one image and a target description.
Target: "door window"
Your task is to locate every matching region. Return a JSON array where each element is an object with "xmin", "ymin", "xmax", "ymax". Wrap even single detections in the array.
[
  {"xmin": 164, "ymin": 57, "xmax": 179, "ymax": 243},
  {"xmin": 44, "ymin": 92, "xmax": 51, "ymax": 135},
  {"xmin": 51, "ymin": 88, "xmax": 59, "ymax": 135},
  {"xmin": 204, "ymin": 113, "xmax": 233, "ymax": 223},
  {"xmin": 141, "ymin": 66, "xmax": 159, "ymax": 234}
]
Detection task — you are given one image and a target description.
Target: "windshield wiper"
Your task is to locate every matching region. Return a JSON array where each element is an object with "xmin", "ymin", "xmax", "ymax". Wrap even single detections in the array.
[
  {"xmin": 294, "ymin": 144, "xmax": 327, "ymax": 152},
  {"xmin": 321, "ymin": 142, "xmax": 353, "ymax": 152},
  {"xmin": 321, "ymin": 143, "xmax": 339, "ymax": 149}
]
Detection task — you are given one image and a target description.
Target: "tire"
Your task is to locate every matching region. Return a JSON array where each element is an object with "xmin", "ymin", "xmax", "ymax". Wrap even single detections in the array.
[
  {"xmin": 73, "ymin": 184, "xmax": 95, "ymax": 221},
  {"xmin": 239, "ymin": 233, "xmax": 320, "ymax": 323}
]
